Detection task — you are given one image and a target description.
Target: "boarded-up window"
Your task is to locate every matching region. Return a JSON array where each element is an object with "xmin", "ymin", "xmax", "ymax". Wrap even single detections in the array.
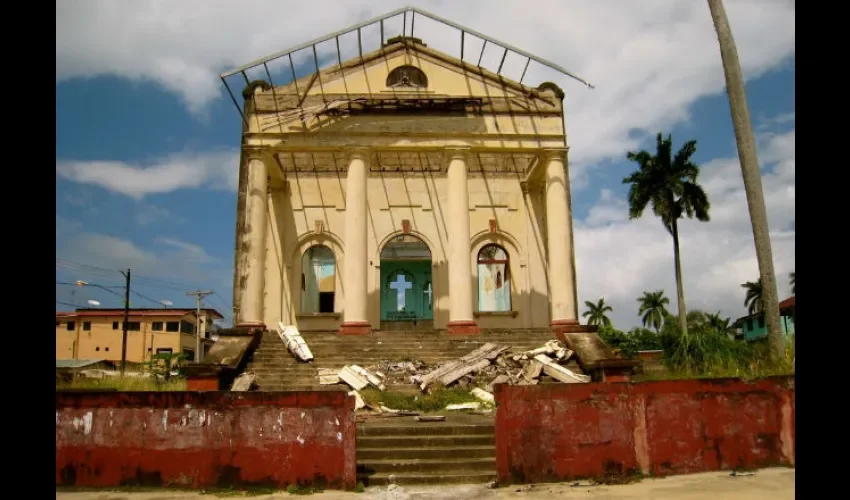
[
  {"xmin": 301, "ymin": 245, "xmax": 336, "ymax": 314},
  {"xmin": 477, "ymin": 244, "xmax": 511, "ymax": 312}
]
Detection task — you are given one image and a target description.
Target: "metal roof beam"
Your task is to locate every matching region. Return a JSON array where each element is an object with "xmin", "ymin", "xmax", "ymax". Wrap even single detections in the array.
[{"xmin": 219, "ymin": 5, "xmax": 594, "ymax": 89}]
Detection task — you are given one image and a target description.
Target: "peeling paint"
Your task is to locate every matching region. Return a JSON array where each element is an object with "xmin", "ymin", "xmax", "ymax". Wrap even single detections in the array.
[
  {"xmin": 495, "ymin": 377, "xmax": 795, "ymax": 484},
  {"xmin": 56, "ymin": 391, "xmax": 357, "ymax": 489}
]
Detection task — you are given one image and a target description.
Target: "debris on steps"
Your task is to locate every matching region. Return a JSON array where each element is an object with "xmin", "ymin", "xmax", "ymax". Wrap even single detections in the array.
[
  {"xmin": 231, "ymin": 371, "xmax": 256, "ymax": 391},
  {"xmin": 339, "ymin": 365, "xmax": 386, "ymax": 391},
  {"xmin": 325, "ymin": 339, "xmax": 592, "ymax": 413},
  {"xmin": 277, "ymin": 322, "xmax": 314, "ymax": 362}
]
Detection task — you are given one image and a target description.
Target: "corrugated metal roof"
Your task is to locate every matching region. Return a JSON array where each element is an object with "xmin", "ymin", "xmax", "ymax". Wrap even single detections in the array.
[{"xmin": 55, "ymin": 359, "xmax": 107, "ymax": 369}]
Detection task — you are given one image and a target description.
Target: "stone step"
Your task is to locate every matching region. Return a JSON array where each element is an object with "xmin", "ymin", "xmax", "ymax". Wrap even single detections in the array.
[
  {"xmin": 356, "ymin": 446, "xmax": 495, "ymax": 460},
  {"xmin": 357, "ymin": 424, "xmax": 494, "ymax": 437},
  {"xmin": 356, "ymin": 471, "xmax": 495, "ymax": 487},
  {"xmin": 357, "ymin": 457, "xmax": 495, "ymax": 474},
  {"xmin": 355, "ymin": 435, "xmax": 495, "ymax": 448}
]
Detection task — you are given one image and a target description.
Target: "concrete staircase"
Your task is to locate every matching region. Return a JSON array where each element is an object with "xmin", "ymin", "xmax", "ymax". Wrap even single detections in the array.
[
  {"xmin": 356, "ymin": 415, "xmax": 496, "ymax": 486},
  {"xmin": 245, "ymin": 329, "xmax": 557, "ymax": 391}
]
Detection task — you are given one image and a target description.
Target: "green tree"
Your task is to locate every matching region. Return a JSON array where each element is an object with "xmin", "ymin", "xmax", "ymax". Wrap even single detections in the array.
[
  {"xmin": 582, "ymin": 298, "xmax": 614, "ymax": 327},
  {"xmin": 707, "ymin": 0, "xmax": 784, "ymax": 362},
  {"xmin": 638, "ymin": 290, "xmax": 671, "ymax": 333},
  {"xmin": 741, "ymin": 278, "xmax": 764, "ymax": 315},
  {"xmin": 624, "ymin": 134, "xmax": 711, "ymax": 338},
  {"xmin": 687, "ymin": 310, "xmax": 709, "ymax": 330},
  {"xmin": 789, "ymin": 272, "xmax": 795, "ymax": 295},
  {"xmin": 705, "ymin": 312, "xmax": 733, "ymax": 336}
]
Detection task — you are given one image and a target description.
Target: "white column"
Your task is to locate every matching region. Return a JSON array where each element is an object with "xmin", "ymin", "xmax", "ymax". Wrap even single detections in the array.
[
  {"xmin": 339, "ymin": 147, "xmax": 372, "ymax": 335},
  {"xmin": 446, "ymin": 147, "xmax": 479, "ymax": 334},
  {"xmin": 544, "ymin": 147, "xmax": 578, "ymax": 328},
  {"xmin": 238, "ymin": 151, "xmax": 269, "ymax": 328}
]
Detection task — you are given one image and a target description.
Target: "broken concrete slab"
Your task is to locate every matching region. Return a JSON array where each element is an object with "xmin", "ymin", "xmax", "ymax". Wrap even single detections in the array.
[
  {"xmin": 348, "ymin": 390, "xmax": 366, "ymax": 410},
  {"xmin": 445, "ymin": 402, "xmax": 481, "ymax": 411},
  {"xmin": 277, "ymin": 323, "xmax": 314, "ymax": 362},
  {"xmin": 318, "ymin": 368, "xmax": 340, "ymax": 385},
  {"xmin": 417, "ymin": 343, "xmax": 508, "ymax": 391},
  {"xmin": 230, "ymin": 372, "xmax": 256, "ymax": 391},
  {"xmin": 534, "ymin": 354, "xmax": 591, "ymax": 383},
  {"xmin": 338, "ymin": 366, "xmax": 370, "ymax": 391},
  {"xmin": 470, "ymin": 388, "xmax": 495, "ymax": 404},
  {"xmin": 350, "ymin": 365, "xmax": 387, "ymax": 391}
]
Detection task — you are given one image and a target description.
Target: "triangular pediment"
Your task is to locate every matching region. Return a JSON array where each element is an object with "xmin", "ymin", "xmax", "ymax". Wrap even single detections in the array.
[{"xmin": 250, "ymin": 38, "xmax": 564, "ymax": 114}]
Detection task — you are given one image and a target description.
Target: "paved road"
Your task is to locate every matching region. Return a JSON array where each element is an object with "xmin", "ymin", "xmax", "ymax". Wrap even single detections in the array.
[{"xmin": 56, "ymin": 467, "xmax": 794, "ymax": 500}]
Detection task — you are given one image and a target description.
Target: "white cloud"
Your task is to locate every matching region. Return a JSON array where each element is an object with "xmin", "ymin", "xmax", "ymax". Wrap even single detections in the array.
[
  {"xmin": 55, "ymin": 150, "xmax": 239, "ymax": 200},
  {"xmin": 56, "ymin": 0, "xmax": 795, "ymax": 179},
  {"xmin": 135, "ymin": 204, "xmax": 176, "ymax": 226},
  {"xmin": 56, "ymin": 229, "xmax": 233, "ymax": 311},
  {"xmin": 575, "ymin": 126, "xmax": 795, "ymax": 329}
]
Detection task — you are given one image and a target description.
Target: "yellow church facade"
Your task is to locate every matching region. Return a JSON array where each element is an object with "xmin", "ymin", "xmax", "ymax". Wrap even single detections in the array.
[{"xmin": 230, "ymin": 36, "xmax": 579, "ymax": 336}]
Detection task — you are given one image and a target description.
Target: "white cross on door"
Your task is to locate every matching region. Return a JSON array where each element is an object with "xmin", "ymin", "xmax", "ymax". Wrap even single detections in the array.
[{"xmin": 389, "ymin": 274, "xmax": 413, "ymax": 311}]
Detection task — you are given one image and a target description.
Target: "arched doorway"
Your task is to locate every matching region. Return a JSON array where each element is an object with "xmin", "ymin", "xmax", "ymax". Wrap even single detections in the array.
[{"xmin": 380, "ymin": 234, "xmax": 433, "ymax": 325}]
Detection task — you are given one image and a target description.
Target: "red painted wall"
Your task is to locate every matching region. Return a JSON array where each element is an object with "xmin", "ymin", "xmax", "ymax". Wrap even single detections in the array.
[
  {"xmin": 495, "ymin": 377, "xmax": 795, "ymax": 484},
  {"xmin": 56, "ymin": 391, "xmax": 356, "ymax": 489}
]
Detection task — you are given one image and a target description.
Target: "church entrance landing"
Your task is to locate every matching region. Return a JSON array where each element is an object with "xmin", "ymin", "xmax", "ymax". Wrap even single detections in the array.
[{"xmin": 380, "ymin": 235, "xmax": 433, "ymax": 331}]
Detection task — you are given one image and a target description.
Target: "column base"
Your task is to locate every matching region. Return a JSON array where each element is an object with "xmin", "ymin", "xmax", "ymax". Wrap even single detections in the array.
[
  {"xmin": 235, "ymin": 322, "xmax": 266, "ymax": 335},
  {"xmin": 551, "ymin": 319, "xmax": 596, "ymax": 338},
  {"xmin": 338, "ymin": 321, "xmax": 372, "ymax": 336},
  {"xmin": 447, "ymin": 320, "xmax": 480, "ymax": 335}
]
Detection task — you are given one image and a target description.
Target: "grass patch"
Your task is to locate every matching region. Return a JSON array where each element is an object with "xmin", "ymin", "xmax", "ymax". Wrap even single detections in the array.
[
  {"xmin": 286, "ymin": 483, "xmax": 324, "ymax": 495},
  {"xmin": 56, "ymin": 376, "xmax": 187, "ymax": 392},
  {"xmin": 203, "ymin": 486, "xmax": 280, "ymax": 497},
  {"xmin": 360, "ymin": 386, "xmax": 486, "ymax": 413}
]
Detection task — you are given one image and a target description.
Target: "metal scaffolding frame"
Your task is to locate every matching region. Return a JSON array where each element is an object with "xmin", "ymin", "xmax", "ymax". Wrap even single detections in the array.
[{"xmin": 219, "ymin": 6, "xmax": 593, "ymax": 123}]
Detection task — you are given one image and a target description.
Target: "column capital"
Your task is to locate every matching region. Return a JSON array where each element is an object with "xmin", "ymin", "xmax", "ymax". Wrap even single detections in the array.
[
  {"xmin": 243, "ymin": 147, "xmax": 273, "ymax": 164},
  {"xmin": 541, "ymin": 147, "xmax": 569, "ymax": 160},
  {"xmin": 346, "ymin": 145, "xmax": 371, "ymax": 161},
  {"xmin": 445, "ymin": 146, "xmax": 472, "ymax": 160}
]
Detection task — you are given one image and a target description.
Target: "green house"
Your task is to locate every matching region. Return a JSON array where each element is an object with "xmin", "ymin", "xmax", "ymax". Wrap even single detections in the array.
[{"xmin": 734, "ymin": 296, "xmax": 795, "ymax": 341}]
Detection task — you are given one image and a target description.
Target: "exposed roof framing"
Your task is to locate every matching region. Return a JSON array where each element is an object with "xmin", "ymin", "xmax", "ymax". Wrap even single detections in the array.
[{"xmin": 220, "ymin": 5, "xmax": 594, "ymax": 124}]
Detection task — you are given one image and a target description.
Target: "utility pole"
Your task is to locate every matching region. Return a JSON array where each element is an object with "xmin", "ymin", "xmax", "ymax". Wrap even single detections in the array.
[
  {"xmin": 186, "ymin": 290, "xmax": 214, "ymax": 362},
  {"xmin": 120, "ymin": 269, "xmax": 131, "ymax": 375}
]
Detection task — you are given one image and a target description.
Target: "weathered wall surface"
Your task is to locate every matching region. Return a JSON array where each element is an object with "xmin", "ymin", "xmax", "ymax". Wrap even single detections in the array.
[
  {"xmin": 268, "ymin": 172, "xmax": 549, "ymax": 331},
  {"xmin": 56, "ymin": 391, "xmax": 356, "ymax": 489},
  {"xmin": 494, "ymin": 377, "xmax": 795, "ymax": 484}
]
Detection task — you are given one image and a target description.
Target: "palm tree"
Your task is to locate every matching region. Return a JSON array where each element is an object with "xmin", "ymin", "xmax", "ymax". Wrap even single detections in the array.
[
  {"xmin": 638, "ymin": 290, "xmax": 670, "ymax": 333},
  {"xmin": 624, "ymin": 134, "xmax": 711, "ymax": 337},
  {"xmin": 582, "ymin": 298, "xmax": 613, "ymax": 328},
  {"xmin": 741, "ymin": 278, "xmax": 764, "ymax": 315},
  {"xmin": 687, "ymin": 310, "xmax": 708, "ymax": 330},
  {"xmin": 706, "ymin": 0, "xmax": 784, "ymax": 361},
  {"xmin": 706, "ymin": 312, "xmax": 733, "ymax": 335},
  {"xmin": 789, "ymin": 272, "xmax": 795, "ymax": 295}
]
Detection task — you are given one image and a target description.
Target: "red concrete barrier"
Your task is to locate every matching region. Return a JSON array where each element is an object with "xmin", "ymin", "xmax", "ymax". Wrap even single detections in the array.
[
  {"xmin": 494, "ymin": 376, "xmax": 794, "ymax": 484},
  {"xmin": 56, "ymin": 391, "xmax": 356, "ymax": 489}
]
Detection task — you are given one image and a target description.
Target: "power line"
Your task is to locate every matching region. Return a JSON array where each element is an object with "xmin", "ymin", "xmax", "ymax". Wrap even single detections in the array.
[
  {"xmin": 56, "ymin": 300, "xmax": 79, "ymax": 309},
  {"xmin": 56, "ymin": 258, "xmax": 204, "ymax": 291}
]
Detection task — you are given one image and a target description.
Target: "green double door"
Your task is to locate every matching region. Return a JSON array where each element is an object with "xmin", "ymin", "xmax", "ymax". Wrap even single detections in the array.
[{"xmin": 380, "ymin": 260, "xmax": 433, "ymax": 322}]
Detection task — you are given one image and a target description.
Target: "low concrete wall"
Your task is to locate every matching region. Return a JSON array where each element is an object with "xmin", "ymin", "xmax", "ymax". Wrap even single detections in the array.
[
  {"xmin": 495, "ymin": 377, "xmax": 794, "ymax": 484},
  {"xmin": 56, "ymin": 391, "xmax": 356, "ymax": 489}
]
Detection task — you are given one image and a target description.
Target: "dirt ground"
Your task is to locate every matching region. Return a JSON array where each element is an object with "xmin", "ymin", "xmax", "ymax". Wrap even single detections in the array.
[{"xmin": 56, "ymin": 467, "xmax": 794, "ymax": 500}]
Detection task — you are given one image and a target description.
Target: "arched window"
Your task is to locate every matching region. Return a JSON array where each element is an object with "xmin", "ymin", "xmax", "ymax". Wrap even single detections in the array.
[
  {"xmin": 386, "ymin": 65, "xmax": 428, "ymax": 88},
  {"xmin": 300, "ymin": 245, "xmax": 336, "ymax": 314},
  {"xmin": 477, "ymin": 244, "xmax": 511, "ymax": 312}
]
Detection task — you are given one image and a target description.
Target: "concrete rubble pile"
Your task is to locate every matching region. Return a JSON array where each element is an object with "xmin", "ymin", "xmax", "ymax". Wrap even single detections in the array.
[
  {"xmin": 327, "ymin": 339, "xmax": 589, "ymax": 412},
  {"xmin": 412, "ymin": 340, "xmax": 590, "ymax": 392}
]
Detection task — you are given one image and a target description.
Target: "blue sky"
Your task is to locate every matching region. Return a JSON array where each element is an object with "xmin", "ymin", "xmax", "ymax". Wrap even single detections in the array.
[{"xmin": 56, "ymin": 1, "xmax": 795, "ymax": 329}]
